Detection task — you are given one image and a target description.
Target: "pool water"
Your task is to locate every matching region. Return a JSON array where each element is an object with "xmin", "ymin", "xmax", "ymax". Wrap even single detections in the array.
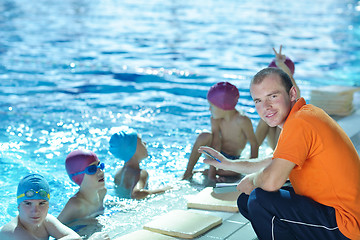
[{"xmin": 0, "ymin": 0, "xmax": 359, "ymax": 237}]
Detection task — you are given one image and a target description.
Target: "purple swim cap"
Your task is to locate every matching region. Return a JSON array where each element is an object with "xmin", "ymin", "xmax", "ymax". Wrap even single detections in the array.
[
  {"xmin": 65, "ymin": 149, "xmax": 98, "ymax": 186},
  {"xmin": 207, "ymin": 82, "xmax": 239, "ymax": 110},
  {"xmin": 268, "ymin": 56, "xmax": 295, "ymax": 75}
]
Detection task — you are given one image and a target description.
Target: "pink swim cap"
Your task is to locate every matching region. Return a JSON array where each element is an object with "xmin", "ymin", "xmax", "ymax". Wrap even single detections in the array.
[
  {"xmin": 207, "ymin": 82, "xmax": 239, "ymax": 110},
  {"xmin": 268, "ymin": 56, "xmax": 295, "ymax": 75},
  {"xmin": 65, "ymin": 149, "xmax": 98, "ymax": 186}
]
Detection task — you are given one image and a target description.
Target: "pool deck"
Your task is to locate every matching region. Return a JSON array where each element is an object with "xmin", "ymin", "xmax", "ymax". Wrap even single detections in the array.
[{"xmin": 114, "ymin": 93, "xmax": 360, "ymax": 240}]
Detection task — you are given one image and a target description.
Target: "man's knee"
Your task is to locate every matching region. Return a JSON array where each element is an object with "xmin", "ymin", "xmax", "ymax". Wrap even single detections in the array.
[
  {"xmin": 237, "ymin": 193, "xmax": 249, "ymax": 218},
  {"xmin": 237, "ymin": 189, "xmax": 269, "ymax": 220},
  {"xmin": 247, "ymin": 188, "xmax": 270, "ymax": 214}
]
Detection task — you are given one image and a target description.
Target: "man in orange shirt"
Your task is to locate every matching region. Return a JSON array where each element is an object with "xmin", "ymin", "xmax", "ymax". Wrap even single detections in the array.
[{"xmin": 200, "ymin": 67, "xmax": 360, "ymax": 240}]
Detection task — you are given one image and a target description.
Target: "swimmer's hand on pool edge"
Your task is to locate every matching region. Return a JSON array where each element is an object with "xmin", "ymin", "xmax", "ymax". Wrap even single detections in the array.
[{"xmin": 198, "ymin": 146, "xmax": 232, "ymax": 170}]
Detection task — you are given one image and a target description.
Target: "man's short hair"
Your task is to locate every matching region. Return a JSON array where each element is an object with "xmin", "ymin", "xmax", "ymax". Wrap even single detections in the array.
[{"xmin": 251, "ymin": 67, "xmax": 293, "ymax": 93}]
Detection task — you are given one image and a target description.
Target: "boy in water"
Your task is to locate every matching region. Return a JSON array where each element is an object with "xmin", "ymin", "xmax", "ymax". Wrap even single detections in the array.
[
  {"xmin": 255, "ymin": 45, "xmax": 300, "ymax": 150},
  {"xmin": 0, "ymin": 173, "xmax": 82, "ymax": 240},
  {"xmin": 182, "ymin": 81, "xmax": 259, "ymax": 182},
  {"xmin": 58, "ymin": 149, "xmax": 109, "ymax": 240},
  {"xmin": 109, "ymin": 129, "xmax": 172, "ymax": 200}
]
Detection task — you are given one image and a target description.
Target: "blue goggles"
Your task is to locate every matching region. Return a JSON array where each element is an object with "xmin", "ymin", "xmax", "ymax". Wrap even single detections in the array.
[{"xmin": 69, "ymin": 162, "xmax": 105, "ymax": 178}]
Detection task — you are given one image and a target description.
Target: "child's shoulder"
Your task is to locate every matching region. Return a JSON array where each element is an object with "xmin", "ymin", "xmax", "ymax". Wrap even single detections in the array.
[
  {"xmin": 58, "ymin": 196, "xmax": 90, "ymax": 223},
  {"xmin": 0, "ymin": 217, "xmax": 25, "ymax": 240},
  {"xmin": 64, "ymin": 194, "xmax": 88, "ymax": 210},
  {"xmin": 0, "ymin": 228, "xmax": 15, "ymax": 240},
  {"xmin": 0, "ymin": 218, "xmax": 16, "ymax": 233},
  {"xmin": 234, "ymin": 109, "xmax": 251, "ymax": 121},
  {"xmin": 231, "ymin": 110, "xmax": 254, "ymax": 129}
]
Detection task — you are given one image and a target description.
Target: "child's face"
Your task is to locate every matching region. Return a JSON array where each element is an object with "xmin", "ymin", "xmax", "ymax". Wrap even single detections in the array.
[
  {"xmin": 18, "ymin": 199, "xmax": 49, "ymax": 226},
  {"xmin": 209, "ymin": 103, "xmax": 224, "ymax": 119},
  {"xmin": 82, "ymin": 160, "xmax": 105, "ymax": 189},
  {"xmin": 136, "ymin": 136, "xmax": 148, "ymax": 160}
]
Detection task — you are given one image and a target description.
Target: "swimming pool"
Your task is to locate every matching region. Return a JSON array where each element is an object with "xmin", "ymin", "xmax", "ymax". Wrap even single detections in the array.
[{"xmin": 1, "ymin": 0, "xmax": 359, "ymax": 237}]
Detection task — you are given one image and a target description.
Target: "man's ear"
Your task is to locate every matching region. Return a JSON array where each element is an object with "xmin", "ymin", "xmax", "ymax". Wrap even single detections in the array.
[{"xmin": 289, "ymin": 86, "xmax": 297, "ymax": 101}]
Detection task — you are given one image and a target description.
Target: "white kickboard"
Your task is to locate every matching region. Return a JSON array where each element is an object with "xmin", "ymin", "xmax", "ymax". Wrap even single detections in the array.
[
  {"xmin": 143, "ymin": 209, "xmax": 222, "ymax": 239},
  {"xmin": 187, "ymin": 187, "xmax": 240, "ymax": 212}
]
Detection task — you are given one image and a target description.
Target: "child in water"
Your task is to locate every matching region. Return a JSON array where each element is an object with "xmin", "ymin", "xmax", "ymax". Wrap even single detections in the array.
[
  {"xmin": 182, "ymin": 82, "xmax": 259, "ymax": 182},
  {"xmin": 109, "ymin": 129, "xmax": 172, "ymax": 200},
  {"xmin": 0, "ymin": 173, "xmax": 82, "ymax": 240},
  {"xmin": 58, "ymin": 149, "xmax": 109, "ymax": 239}
]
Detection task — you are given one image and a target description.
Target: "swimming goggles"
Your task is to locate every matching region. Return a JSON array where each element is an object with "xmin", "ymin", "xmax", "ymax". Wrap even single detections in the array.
[
  {"xmin": 69, "ymin": 162, "xmax": 105, "ymax": 178},
  {"xmin": 17, "ymin": 189, "xmax": 50, "ymax": 200}
]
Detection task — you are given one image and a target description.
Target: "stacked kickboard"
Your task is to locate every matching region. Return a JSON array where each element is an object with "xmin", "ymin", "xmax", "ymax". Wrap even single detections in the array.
[
  {"xmin": 310, "ymin": 86, "xmax": 360, "ymax": 116},
  {"xmin": 187, "ymin": 187, "xmax": 240, "ymax": 212}
]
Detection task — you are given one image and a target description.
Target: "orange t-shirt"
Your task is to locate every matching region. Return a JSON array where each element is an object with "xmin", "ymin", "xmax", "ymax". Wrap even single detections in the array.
[{"xmin": 274, "ymin": 98, "xmax": 360, "ymax": 240}]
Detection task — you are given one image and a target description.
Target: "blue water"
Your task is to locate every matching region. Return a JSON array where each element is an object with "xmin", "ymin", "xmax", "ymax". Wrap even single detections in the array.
[{"xmin": 0, "ymin": 0, "xmax": 359, "ymax": 237}]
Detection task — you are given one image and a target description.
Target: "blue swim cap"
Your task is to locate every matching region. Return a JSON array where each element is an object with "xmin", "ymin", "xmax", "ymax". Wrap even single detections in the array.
[
  {"xmin": 109, "ymin": 130, "xmax": 138, "ymax": 162},
  {"xmin": 17, "ymin": 173, "xmax": 50, "ymax": 205}
]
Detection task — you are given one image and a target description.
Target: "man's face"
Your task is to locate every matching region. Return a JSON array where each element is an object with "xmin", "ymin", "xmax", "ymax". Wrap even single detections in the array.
[
  {"xmin": 250, "ymin": 74, "xmax": 296, "ymax": 128},
  {"xmin": 18, "ymin": 199, "xmax": 49, "ymax": 226}
]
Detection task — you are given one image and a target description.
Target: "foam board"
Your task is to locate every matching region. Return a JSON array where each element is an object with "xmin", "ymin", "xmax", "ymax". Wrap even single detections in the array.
[
  {"xmin": 143, "ymin": 209, "xmax": 222, "ymax": 239},
  {"xmin": 310, "ymin": 86, "xmax": 360, "ymax": 116},
  {"xmin": 187, "ymin": 187, "xmax": 240, "ymax": 212}
]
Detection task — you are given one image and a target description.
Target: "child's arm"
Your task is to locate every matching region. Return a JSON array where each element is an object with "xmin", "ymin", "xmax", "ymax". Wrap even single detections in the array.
[
  {"xmin": 273, "ymin": 45, "xmax": 300, "ymax": 98},
  {"xmin": 132, "ymin": 186, "xmax": 172, "ymax": 200},
  {"xmin": 45, "ymin": 214, "xmax": 82, "ymax": 240},
  {"xmin": 210, "ymin": 117, "xmax": 222, "ymax": 151},
  {"xmin": 241, "ymin": 116, "xmax": 259, "ymax": 158},
  {"xmin": 208, "ymin": 117, "xmax": 222, "ymax": 180},
  {"xmin": 132, "ymin": 170, "xmax": 172, "ymax": 200},
  {"xmin": 255, "ymin": 119, "xmax": 269, "ymax": 147}
]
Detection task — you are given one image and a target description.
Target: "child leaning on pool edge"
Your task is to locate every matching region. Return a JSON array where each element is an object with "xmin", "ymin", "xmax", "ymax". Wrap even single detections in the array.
[
  {"xmin": 182, "ymin": 81, "xmax": 259, "ymax": 182},
  {"xmin": 57, "ymin": 149, "xmax": 110, "ymax": 240},
  {"xmin": 0, "ymin": 173, "xmax": 82, "ymax": 240},
  {"xmin": 109, "ymin": 129, "xmax": 172, "ymax": 200}
]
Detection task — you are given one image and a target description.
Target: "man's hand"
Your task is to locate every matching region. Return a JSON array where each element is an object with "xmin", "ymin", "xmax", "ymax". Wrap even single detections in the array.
[
  {"xmin": 198, "ymin": 146, "xmax": 231, "ymax": 170},
  {"xmin": 236, "ymin": 173, "xmax": 256, "ymax": 195}
]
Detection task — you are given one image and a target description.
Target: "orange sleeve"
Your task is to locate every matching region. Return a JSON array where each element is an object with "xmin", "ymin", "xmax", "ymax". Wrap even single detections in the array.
[{"xmin": 274, "ymin": 117, "xmax": 315, "ymax": 169}]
